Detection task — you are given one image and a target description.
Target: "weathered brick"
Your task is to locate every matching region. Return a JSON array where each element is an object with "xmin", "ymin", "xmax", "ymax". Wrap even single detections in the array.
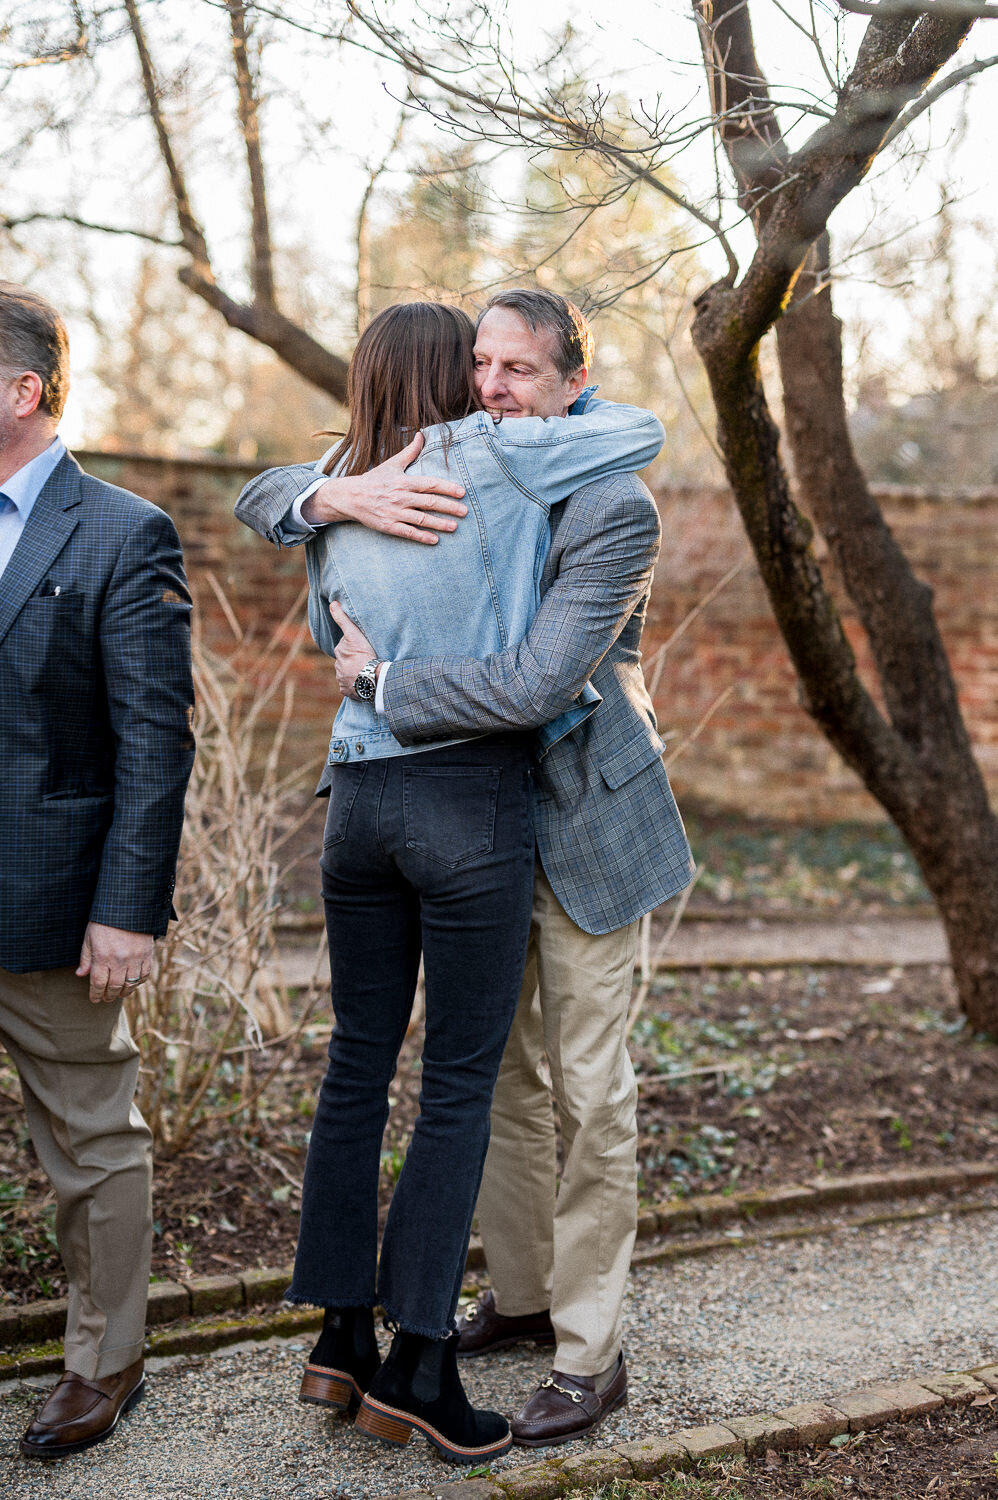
[
  {"xmin": 960, "ymin": 1163, "xmax": 998, "ymax": 1189},
  {"xmin": 615, "ymin": 1434, "xmax": 689, "ymax": 1478},
  {"xmin": 672, "ymin": 1423, "xmax": 744, "ymax": 1460},
  {"xmin": 736, "ymin": 1185, "xmax": 818, "ymax": 1220},
  {"xmin": 465, "ymin": 1237, "xmax": 486, "ymax": 1272},
  {"xmin": 877, "ymin": 1166, "xmax": 967, "ymax": 1197},
  {"xmin": 807, "ymin": 1174, "xmax": 893, "ymax": 1207},
  {"xmin": 828, "ymin": 1388, "xmax": 901, "ymax": 1430},
  {"xmin": 17, "ymin": 1298, "xmax": 68, "ymax": 1343},
  {"xmin": 16, "ymin": 1341, "xmax": 63, "ymax": 1378},
  {"xmin": 918, "ymin": 1372, "xmax": 989, "ymax": 1406},
  {"xmin": 773, "ymin": 1402, "xmax": 849, "ymax": 1446},
  {"xmin": 427, "ymin": 1482, "xmax": 506, "ymax": 1500},
  {"xmin": 968, "ymin": 1364, "xmax": 998, "ymax": 1395},
  {"xmin": 559, "ymin": 1450, "xmax": 631, "ymax": 1487},
  {"xmin": 725, "ymin": 1412, "xmax": 799, "ymax": 1454},
  {"xmin": 655, "ymin": 1202, "xmax": 700, "ymax": 1235},
  {"xmin": 495, "ymin": 1460, "xmax": 566, "ymax": 1500},
  {"xmin": 636, "ymin": 1208, "xmax": 659, "ymax": 1241},
  {"xmin": 0, "ymin": 1305, "xmax": 21, "ymax": 1346},
  {"xmin": 863, "ymin": 1381, "xmax": 944, "ymax": 1419},
  {"xmin": 188, "ymin": 1275, "xmax": 243, "ymax": 1316},
  {"xmin": 239, "ymin": 1266, "xmax": 292, "ymax": 1307},
  {"xmin": 146, "ymin": 1280, "xmax": 190, "ymax": 1325},
  {"xmin": 687, "ymin": 1195, "xmax": 740, "ymax": 1229}
]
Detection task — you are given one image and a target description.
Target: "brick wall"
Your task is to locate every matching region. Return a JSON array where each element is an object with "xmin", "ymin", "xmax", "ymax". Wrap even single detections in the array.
[{"xmin": 79, "ymin": 451, "xmax": 998, "ymax": 824}]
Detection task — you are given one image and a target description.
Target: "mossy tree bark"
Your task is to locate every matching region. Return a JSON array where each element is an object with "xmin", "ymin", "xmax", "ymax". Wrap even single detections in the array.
[{"xmin": 691, "ymin": 0, "xmax": 998, "ymax": 1032}]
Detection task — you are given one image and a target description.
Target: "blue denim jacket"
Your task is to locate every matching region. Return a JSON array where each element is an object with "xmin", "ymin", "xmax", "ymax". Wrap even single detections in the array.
[{"xmin": 302, "ymin": 391, "xmax": 664, "ymax": 767}]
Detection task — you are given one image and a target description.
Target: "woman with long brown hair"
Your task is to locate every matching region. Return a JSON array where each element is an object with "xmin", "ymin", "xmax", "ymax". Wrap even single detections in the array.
[{"xmin": 282, "ymin": 302, "xmax": 663, "ymax": 1464}]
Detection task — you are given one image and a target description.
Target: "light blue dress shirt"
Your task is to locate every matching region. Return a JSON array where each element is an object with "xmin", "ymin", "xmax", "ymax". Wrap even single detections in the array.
[{"xmin": 0, "ymin": 438, "xmax": 66, "ymax": 583}]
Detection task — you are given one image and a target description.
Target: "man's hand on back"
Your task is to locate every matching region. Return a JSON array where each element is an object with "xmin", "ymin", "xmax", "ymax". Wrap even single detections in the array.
[
  {"xmin": 330, "ymin": 601, "xmax": 379, "ymax": 700},
  {"xmin": 303, "ymin": 431, "xmax": 467, "ymax": 544}
]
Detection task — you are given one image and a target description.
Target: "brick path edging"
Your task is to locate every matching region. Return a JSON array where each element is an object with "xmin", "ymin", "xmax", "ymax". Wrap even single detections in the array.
[
  {"xmin": 385, "ymin": 1365, "xmax": 998, "ymax": 1500},
  {"xmin": 2, "ymin": 1160, "xmax": 995, "ymax": 1358}
]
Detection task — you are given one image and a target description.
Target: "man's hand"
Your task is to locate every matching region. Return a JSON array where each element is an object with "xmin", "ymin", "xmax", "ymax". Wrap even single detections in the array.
[
  {"xmin": 330, "ymin": 601, "xmax": 378, "ymax": 700},
  {"xmin": 303, "ymin": 431, "xmax": 467, "ymax": 544},
  {"xmin": 77, "ymin": 923, "xmax": 154, "ymax": 1004}
]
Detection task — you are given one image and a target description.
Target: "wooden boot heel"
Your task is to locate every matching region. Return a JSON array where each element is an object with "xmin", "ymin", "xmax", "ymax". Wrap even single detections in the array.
[
  {"xmin": 355, "ymin": 1396, "xmax": 414, "ymax": 1446},
  {"xmin": 299, "ymin": 1364, "xmax": 356, "ymax": 1410}
]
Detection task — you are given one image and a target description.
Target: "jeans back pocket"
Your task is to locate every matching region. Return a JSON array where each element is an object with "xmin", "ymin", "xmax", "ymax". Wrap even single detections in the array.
[
  {"xmin": 323, "ymin": 763, "xmax": 368, "ymax": 848},
  {"xmin": 402, "ymin": 765, "xmax": 501, "ymax": 867}
]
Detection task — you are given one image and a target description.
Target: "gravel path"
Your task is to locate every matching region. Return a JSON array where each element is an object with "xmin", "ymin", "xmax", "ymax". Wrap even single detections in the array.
[{"xmin": 2, "ymin": 1208, "xmax": 995, "ymax": 1499}]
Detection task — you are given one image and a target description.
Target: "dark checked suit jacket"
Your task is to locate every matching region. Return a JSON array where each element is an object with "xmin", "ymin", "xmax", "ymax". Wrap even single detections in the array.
[
  {"xmin": 236, "ymin": 461, "xmax": 693, "ymax": 936},
  {"xmin": 0, "ymin": 452, "xmax": 195, "ymax": 973},
  {"xmin": 382, "ymin": 470, "xmax": 694, "ymax": 934}
]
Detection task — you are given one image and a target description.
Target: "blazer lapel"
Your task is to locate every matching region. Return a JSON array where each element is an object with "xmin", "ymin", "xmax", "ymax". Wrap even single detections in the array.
[{"xmin": 0, "ymin": 454, "xmax": 82, "ymax": 651}]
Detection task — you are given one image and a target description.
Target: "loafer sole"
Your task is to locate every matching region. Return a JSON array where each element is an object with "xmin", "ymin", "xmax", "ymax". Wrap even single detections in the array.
[
  {"xmin": 512, "ymin": 1387, "xmax": 627, "ymax": 1448},
  {"xmin": 19, "ymin": 1377, "xmax": 145, "ymax": 1459},
  {"xmin": 356, "ymin": 1393, "xmax": 513, "ymax": 1464}
]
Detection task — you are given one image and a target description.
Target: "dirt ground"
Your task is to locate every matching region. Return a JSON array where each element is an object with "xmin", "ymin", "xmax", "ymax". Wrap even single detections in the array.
[
  {"xmin": 581, "ymin": 1403, "xmax": 998, "ymax": 1499},
  {"xmin": 3, "ymin": 956, "xmax": 996, "ymax": 1306}
]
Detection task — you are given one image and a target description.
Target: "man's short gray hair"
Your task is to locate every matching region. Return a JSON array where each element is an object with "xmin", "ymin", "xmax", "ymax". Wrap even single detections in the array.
[
  {"xmin": 479, "ymin": 289, "xmax": 594, "ymax": 379},
  {"xmin": 0, "ymin": 282, "xmax": 70, "ymax": 420}
]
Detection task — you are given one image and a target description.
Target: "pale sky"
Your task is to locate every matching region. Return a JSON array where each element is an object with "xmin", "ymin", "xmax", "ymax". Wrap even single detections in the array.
[{"xmin": 4, "ymin": 0, "xmax": 994, "ymax": 443}]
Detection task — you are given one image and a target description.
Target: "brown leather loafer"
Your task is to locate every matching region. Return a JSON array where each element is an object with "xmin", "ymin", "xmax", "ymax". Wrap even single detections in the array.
[
  {"xmin": 456, "ymin": 1290, "xmax": 555, "ymax": 1359},
  {"xmin": 510, "ymin": 1353, "xmax": 627, "ymax": 1447},
  {"xmin": 19, "ymin": 1358, "xmax": 145, "ymax": 1459}
]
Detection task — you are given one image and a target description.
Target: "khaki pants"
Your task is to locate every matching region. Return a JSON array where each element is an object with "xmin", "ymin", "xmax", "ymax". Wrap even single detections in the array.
[
  {"xmin": 476, "ymin": 864, "xmax": 638, "ymax": 1376},
  {"xmin": 0, "ymin": 965, "xmax": 152, "ymax": 1380}
]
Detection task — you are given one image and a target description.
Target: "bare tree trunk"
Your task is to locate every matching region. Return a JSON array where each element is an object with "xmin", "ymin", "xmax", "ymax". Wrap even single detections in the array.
[
  {"xmin": 777, "ymin": 246, "xmax": 998, "ymax": 1029},
  {"xmin": 689, "ymin": 0, "xmax": 998, "ymax": 1033}
]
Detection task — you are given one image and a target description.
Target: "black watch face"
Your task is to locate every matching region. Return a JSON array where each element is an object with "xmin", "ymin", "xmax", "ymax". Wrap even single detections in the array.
[{"xmin": 355, "ymin": 673, "xmax": 376, "ymax": 700}]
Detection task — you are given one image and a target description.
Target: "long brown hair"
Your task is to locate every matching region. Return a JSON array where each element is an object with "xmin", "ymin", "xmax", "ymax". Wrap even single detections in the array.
[{"xmin": 324, "ymin": 302, "xmax": 479, "ymax": 477}]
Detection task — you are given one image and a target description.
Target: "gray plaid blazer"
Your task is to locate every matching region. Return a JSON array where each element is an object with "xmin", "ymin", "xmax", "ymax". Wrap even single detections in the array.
[
  {"xmin": 0, "ymin": 452, "xmax": 195, "ymax": 972},
  {"xmin": 236, "ymin": 465, "xmax": 693, "ymax": 936},
  {"xmin": 383, "ymin": 471, "xmax": 694, "ymax": 934}
]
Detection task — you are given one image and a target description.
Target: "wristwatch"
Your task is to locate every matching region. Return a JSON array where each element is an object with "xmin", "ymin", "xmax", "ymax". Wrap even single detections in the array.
[{"xmin": 354, "ymin": 658, "xmax": 382, "ymax": 702}]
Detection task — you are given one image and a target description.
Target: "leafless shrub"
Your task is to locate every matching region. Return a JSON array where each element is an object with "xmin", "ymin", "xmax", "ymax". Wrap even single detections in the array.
[{"xmin": 126, "ymin": 580, "xmax": 326, "ymax": 1155}]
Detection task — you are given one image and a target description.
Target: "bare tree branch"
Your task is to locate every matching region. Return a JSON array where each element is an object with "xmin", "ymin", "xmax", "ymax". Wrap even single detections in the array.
[
  {"xmin": 346, "ymin": 2, "xmax": 741, "ymax": 283},
  {"xmin": 227, "ymin": 0, "xmax": 276, "ymax": 307},
  {"xmin": 838, "ymin": 0, "xmax": 998, "ymax": 18},
  {"xmin": 120, "ymin": 0, "xmax": 348, "ymax": 401},
  {"xmin": 1, "ymin": 211, "xmax": 184, "ymax": 248},
  {"xmin": 883, "ymin": 50, "xmax": 998, "ymax": 145}
]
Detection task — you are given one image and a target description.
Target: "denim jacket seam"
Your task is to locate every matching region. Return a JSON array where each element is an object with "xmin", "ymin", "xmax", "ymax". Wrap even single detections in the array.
[
  {"xmin": 454, "ymin": 449, "xmax": 509, "ymax": 648},
  {"xmin": 493, "ymin": 412, "xmax": 659, "ymax": 449},
  {"xmin": 480, "ymin": 425, "xmax": 551, "ymax": 512}
]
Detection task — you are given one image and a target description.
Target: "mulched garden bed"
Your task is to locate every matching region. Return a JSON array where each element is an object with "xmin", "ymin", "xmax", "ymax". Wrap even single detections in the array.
[
  {"xmin": 3, "ymin": 956, "xmax": 996, "ymax": 1308},
  {"xmin": 578, "ymin": 1402, "xmax": 998, "ymax": 1498}
]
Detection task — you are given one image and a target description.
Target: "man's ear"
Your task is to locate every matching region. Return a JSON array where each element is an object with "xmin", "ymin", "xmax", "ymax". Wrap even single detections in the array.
[
  {"xmin": 11, "ymin": 371, "xmax": 44, "ymax": 420},
  {"xmin": 566, "ymin": 365, "xmax": 588, "ymax": 404}
]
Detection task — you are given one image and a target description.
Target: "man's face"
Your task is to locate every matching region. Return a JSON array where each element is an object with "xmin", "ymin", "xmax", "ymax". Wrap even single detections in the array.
[{"xmin": 474, "ymin": 306, "xmax": 587, "ymax": 420}]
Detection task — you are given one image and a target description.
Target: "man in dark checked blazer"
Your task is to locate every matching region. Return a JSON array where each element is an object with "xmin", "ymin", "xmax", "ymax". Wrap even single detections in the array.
[
  {"xmin": 235, "ymin": 289, "xmax": 693, "ymax": 1447},
  {"xmin": 0, "ymin": 283, "xmax": 195, "ymax": 1458}
]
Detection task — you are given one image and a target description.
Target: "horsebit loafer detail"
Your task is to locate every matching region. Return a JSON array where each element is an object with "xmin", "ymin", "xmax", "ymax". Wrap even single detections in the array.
[
  {"xmin": 510, "ymin": 1353, "xmax": 628, "ymax": 1447},
  {"xmin": 456, "ymin": 1289, "xmax": 556, "ymax": 1358},
  {"xmin": 19, "ymin": 1358, "xmax": 145, "ymax": 1459}
]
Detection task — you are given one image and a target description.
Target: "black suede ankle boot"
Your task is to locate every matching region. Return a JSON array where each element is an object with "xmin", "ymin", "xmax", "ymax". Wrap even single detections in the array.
[
  {"xmin": 299, "ymin": 1306, "xmax": 381, "ymax": 1411},
  {"xmin": 355, "ymin": 1330, "xmax": 512, "ymax": 1464}
]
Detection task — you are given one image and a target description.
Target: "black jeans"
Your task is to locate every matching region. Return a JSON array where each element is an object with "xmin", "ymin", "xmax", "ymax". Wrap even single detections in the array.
[{"xmin": 289, "ymin": 737, "xmax": 535, "ymax": 1337}]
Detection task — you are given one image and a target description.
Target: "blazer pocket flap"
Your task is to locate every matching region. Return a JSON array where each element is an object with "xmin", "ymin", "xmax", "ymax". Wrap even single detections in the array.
[{"xmin": 599, "ymin": 729, "xmax": 666, "ymax": 790}]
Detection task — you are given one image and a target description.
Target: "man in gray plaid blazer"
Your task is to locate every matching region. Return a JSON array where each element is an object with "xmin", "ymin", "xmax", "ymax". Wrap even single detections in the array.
[
  {"xmin": 0, "ymin": 284, "xmax": 195, "ymax": 1458},
  {"xmin": 236, "ymin": 290, "xmax": 693, "ymax": 1447}
]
